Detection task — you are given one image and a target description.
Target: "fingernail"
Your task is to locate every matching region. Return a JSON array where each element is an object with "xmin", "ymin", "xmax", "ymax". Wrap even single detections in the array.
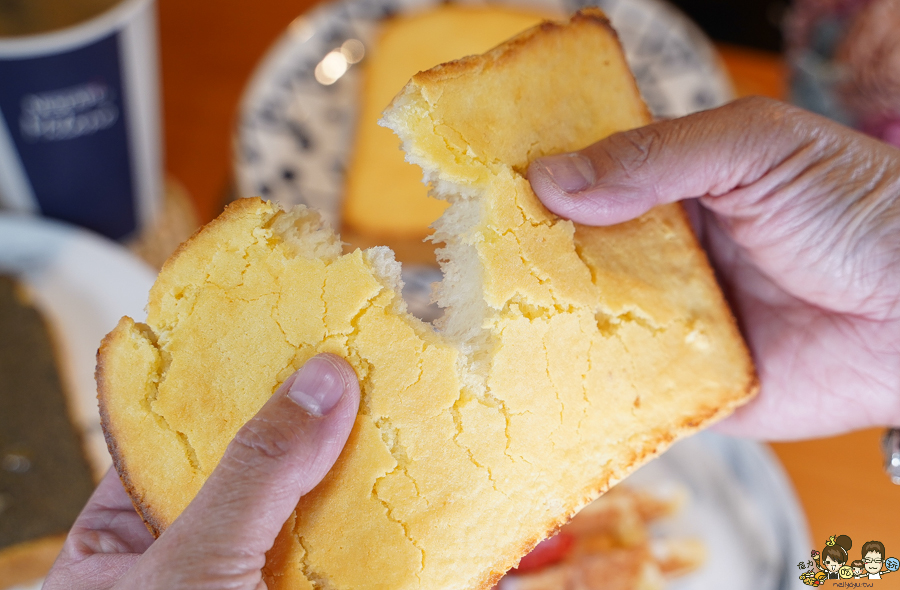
[
  {"xmin": 287, "ymin": 356, "xmax": 346, "ymax": 417},
  {"xmin": 534, "ymin": 153, "xmax": 596, "ymax": 193}
]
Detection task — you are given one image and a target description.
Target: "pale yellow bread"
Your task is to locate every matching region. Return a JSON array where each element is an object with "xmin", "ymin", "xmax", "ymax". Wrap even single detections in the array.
[
  {"xmin": 343, "ymin": 5, "xmax": 549, "ymax": 239},
  {"xmin": 98, "ymin": 9, "xmax": 756, "ymax": 590}
]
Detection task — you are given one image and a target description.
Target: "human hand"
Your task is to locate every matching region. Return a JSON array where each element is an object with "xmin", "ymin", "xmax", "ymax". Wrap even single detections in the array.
[
  {"xmin": 528, "ymin": 96, "xmax": 900, "ymax": 440},
  {"xmin": 44, "ymin": 353, "xmax": 360, "ymax": 589}
]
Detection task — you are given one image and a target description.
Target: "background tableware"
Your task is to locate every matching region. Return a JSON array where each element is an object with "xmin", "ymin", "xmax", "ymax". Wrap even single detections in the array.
[
  {"xmin": 234, "ymin": 0, "xmax": 734, "ymax": 227},
  {"xmin": 0, "ymin": 0, "xmax": 162, "ymax": 240},
  {"xmin": 0, "ymin": 213, "xmax": 156, "ymax": 480}
]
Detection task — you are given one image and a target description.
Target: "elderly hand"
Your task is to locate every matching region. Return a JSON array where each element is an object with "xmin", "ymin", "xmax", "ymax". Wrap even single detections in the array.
[
  {"xmin": 44, "ymin": 353, "xmax": 360, "ymax": 589},
  {"xmin": 528, "ymin": 96, "xmax": 900, "ymax": 440}
]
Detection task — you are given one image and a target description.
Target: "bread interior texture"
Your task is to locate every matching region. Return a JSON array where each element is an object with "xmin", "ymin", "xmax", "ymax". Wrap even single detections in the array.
[{"xmin": 97, "ymin": 10, "xmax": 756, "ymax": 590}]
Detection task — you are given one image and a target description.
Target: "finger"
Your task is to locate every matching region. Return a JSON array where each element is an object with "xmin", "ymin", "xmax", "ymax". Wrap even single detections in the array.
[
  {"xmin": 44, "ymin": 553, "xmax": 142, "ymax": 590},
  {"xmin": 44, "ymin": 470, "xmax": 154, "ymax": 590},
  {"xmin": 527, "ymin": 96, "xmax": 815, "ymax": 226},
  {"xmin": 67, "ymin": 469, "xmax": 156, "ymax": 556},
  {"xmin": 140, "ymin": 353, "xmax": 359, "ymax": 568}
]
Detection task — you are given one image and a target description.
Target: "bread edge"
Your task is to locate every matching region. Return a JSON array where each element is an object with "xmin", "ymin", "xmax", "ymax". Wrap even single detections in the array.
[
  {"xmin": 400, "ymin": 9, "xmax": 652, "ymax": 125},
  {"xmin": 96, "ymin": 197, "xmax": 281, "ymax": 539},
  {"xmin": 96, "ymin": 318, "xmax": 167, "ymax": 538}
]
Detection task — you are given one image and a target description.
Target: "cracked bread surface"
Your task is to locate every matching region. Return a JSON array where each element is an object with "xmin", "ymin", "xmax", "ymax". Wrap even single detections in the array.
[{"xmin": 98, "ymin": 9, "xmax": 756, "ymax": 590}]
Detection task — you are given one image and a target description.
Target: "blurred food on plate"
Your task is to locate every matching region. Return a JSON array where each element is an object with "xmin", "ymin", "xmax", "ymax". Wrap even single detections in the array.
[
  {"xmin": 0, "ymin": 275, "xmax": 94, "ymax": 590},
  {"xmin": 499, "ymin": 485, "xmax": 705, "ymax": 590}
]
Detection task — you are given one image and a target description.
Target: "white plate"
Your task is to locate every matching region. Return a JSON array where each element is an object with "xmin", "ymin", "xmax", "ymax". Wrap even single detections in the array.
[
  {"xmin": 0, "ymin": 213, "xmax": 157, "ymax": 481},
  {"xmin": 620, "ymin": 432, "xmax": 811, "ymax": 590},
  {"xmin": 233, "ymin": 0, "xmax": 734, "ymax": 226}
]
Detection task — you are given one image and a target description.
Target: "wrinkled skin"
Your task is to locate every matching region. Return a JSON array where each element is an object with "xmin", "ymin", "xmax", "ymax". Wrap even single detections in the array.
[
  {"xmin": 44, "ymin": 354, "xmax": 360, "ymax": 590},
  {"xmin": 529, "ymin": 96, "xmax": 900, "ymax": 440}
]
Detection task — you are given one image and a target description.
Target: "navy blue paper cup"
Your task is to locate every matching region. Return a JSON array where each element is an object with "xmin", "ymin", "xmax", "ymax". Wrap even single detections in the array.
[{"xmin": 0, "ymin": 0, "xmax": 161, "ymax": 241}]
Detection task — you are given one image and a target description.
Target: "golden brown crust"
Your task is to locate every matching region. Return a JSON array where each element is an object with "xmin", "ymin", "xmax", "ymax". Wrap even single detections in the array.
[
  {"xmin": 415, "ymin": 9, "xmax": 608, "ymax": 79},
  {"xmin": 96, "ymin": 319, "xmax": 166, "ymax": 538},
  {"xmin": 406, "ymin": 8, "xmax": 652, "ymax": 133},
  {"xmin": 154, "ymin": 197, "xmax": 269, "ymax": 283}
]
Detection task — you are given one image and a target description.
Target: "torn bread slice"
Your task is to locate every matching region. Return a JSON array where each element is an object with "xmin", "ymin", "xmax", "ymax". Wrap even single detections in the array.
[{"xmin": 98, "ymin": 9, "xmax": 756, "ymax": 590}]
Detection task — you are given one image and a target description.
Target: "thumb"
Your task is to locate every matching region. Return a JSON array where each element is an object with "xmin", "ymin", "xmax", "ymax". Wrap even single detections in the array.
[
  {"xmin": 527, "ymin": 96, "xmax": 810, "ymax": 226},
  {"xmin": 123, "ymin": 353, "xmax": 360, "ymax": 587}
]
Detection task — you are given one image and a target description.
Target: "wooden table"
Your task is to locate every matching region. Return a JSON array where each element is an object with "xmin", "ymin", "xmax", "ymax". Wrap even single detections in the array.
[{"xmin": 157, "ymin": 0, "xmax": 900, "ymax": 574}]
